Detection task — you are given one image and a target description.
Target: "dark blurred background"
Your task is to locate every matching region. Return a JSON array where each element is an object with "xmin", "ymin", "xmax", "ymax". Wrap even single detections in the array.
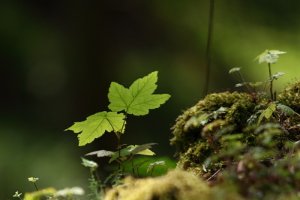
[{"xmin": 1, "ymin": 1, "xmax": 300, "ymax": 199}]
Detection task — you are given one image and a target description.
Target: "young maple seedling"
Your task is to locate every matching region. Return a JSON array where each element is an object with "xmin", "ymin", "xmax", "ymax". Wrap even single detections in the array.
[
  {"xmin": 66, "ymin": 71, "xmax": 170, "ymax": 173},
  {"xmin": 256, "ymin": 50, "xmax": 286, "ymax": 101}
]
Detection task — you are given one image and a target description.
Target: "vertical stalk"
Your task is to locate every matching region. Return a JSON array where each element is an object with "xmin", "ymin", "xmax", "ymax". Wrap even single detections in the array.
[
  {"xmin": 117, "ymin": 114, "xmax": 127, "ymax": 171},
  {"xmin": 237, "ymin": 71, "xmax": 252, "ymax": 93},
  {"xmin": 33, "ymin": 183, "xmax": 39, "ymax": 191},
  {"xmin": 203, "ymin": 0, "xmax": 215, "ymax": 96},
  {"xmin": 116, "ymin": 134, "xmax": 121, "ymax": 171},
  {"xmin": 268, "ymin": 63, "xmax": 274, "ymax": 100},
  {"xmin": 131, "ymin": 159, "xmax": 135, "ymax": 175}
]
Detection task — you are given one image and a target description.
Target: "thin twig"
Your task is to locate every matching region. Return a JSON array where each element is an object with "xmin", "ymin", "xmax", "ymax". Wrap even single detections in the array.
[{"xmin": 206, "ymin": 168, "xmax": 221, "ymax": 182}]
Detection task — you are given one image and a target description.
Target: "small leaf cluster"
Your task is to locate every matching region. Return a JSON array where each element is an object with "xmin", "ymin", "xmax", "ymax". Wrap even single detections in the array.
[
  {"xmin": 229, "ymin": 49, "xmax": 286, "ymax": 99},
  {"xmin": 65, "ymin": 71, "xmax": 171, "ymax": 190},
  {"xmin": 66, "ymin": 71, "xmax": 170, "ymax": 146}
]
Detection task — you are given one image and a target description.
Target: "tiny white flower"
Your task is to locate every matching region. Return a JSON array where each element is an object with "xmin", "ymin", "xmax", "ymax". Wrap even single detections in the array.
[
  {"xmin": 28, "ymin": 177, "xmax": 39, "ymax": 182},
  {"xmin": 13, "ymin": 191, "xmax": 22, "ymax": 198}
]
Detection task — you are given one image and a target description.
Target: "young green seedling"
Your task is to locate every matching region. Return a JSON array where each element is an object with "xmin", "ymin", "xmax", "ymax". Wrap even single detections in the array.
[
  {"xmin": 256, "ymin": 50, "xmax": 286, "ymax": 100},
  {"xmin": 66, "ymin": 71, "xmax": 170, "ymax": 177},
  {"xmin": 13, "ymin": 191, "xmax": 23, "ymax": 200},
  {"xmin": 28, "ymin": 177, "xmax": 39, "ymax": 191},
  {"xmin": 228, "ymin": 67, "xmax": 252, "ymax": 92}
]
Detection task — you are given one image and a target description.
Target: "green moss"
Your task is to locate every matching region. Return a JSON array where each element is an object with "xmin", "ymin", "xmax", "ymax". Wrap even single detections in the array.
[
  {"xmin": 104, "ymin": 170, "xmax": 212, "ymax": 200},
  {"xmin": 170, "ymin": 85, "xmax": 300, "ymax": 199},
  {"xmin": 171, "ymin": 92, "xmax": 255, "ymax": 151},
  {"xmin": 24, "ymin": 188, "xmax": 56, "ymax": 200},
  {"xmin": 170, "ymin": 92, "xmax": 256, "ymax": 174},
  {"xmin": 104, "ymin": 170, "xmax": 243, "ymax": 200},
  {"xmin": 278, "ymin": 80, "xmax": 300, "ymax": 112}
]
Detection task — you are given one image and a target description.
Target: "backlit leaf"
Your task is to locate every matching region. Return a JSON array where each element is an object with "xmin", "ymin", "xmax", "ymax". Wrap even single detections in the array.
[
  {"xmin": 228, "ymin": 67, "xmax": 241, "ymax": 74},
  {"xmin": 85, "ymin": 150, "xmax": 114, "ymax": 157},
  {"xmin": 108, "ymin": 71, "xmax": 170, "ymax": 116},
  {"xmin": 109, "ymin": 144, "xmax": 156, "ymax": 163},
  {"xmin": 66, "ymin": 111, "xmax": 125, "ymax": 146},
  {"xmin": 146, "ymin": 161, "xmax": 166, "ymax": 174},
  {"xmin": 271, "ymin": 72, "xmax": 285, "ymax": 80},
  {"xmin": 81, "ymin": 157, "xmax": 98, "ymax": 169},
  {"xmin": 130, "ymin": 143, "xmax": 157, "ymax": 155},
  {"xmin": 277, "ymin": 103, "xmax": 300, "ymax": 117},
  {"xmin": 257, "ymin": 103, "xmax": 276, "ymax": 125},
  {"xmin": 256, "ymin": 49, "xmax": 286, "ymax": 64}
]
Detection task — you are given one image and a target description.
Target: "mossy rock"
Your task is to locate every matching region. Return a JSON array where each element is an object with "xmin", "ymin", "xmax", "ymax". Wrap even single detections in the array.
[
  {"xmin": 170, "ymin": 85, "xmax": 300, "ymax": 199},
  {"xmin": 278, "ymin": 80, "xmax": 300, "ymax": 112}
]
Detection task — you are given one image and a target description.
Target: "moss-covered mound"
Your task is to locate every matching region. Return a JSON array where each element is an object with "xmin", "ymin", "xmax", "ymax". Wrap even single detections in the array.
[
  {"xmin": 278, "ymin": 80, "xmax": 300, "ymax": 112},
  {"xmin": 170, "ymin": 83, "xmax": 300, "ymax": 199},
  {"xmin": 104, "ymin": 169, "xmax": 242, "ymax": 200},
  {"xmin": 104, "ymin": 170, "xmax": 210, "ymax": 200}
]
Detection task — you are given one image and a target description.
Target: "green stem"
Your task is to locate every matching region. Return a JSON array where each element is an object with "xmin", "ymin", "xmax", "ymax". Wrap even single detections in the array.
[
  {"xmin": 237, "ymin": 71, "xmax": 251, "ymax": 93},
  {"xmin": 117, "ymin": 114, "xmax": 127, "ymax": 171},
  {"xmin": 117, "ymin": 135, "xmax": 121, "ymax": 171},
  {"xmin": 33, "ymin": 183, "xmax": 39, "ymax": 191},
  {"xmin": 268, "ymin": 63, "xmax": 274, "ymax": 100},
  {"xmin": 203, "ymin": 0, "xmax": 215, "ymax": 96},
  {"xmin": 131, "ymin": 158, "xmax": 135, "ymax": 176}
]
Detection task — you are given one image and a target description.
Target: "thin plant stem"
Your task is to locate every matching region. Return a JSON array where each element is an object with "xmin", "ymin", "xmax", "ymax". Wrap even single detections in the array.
[
  {"xmin": 33, "ymin": 183, "xmax": 39, "ymax": 191},
  {"xmin": 117, "ymin": 134, "xmax": 121, "ymax": 170},
  {"xmin": 107, "ymin": 114, "xmax": 127, "ymax": 171},
  {"xmin": 268, "ymin": 63, "xmax": 274, "ymax": 100},
  {"xmin": 117, "ymin": 114, "xmax": 127, "ymax": 171},
  {"xmin": 237, "ymin": 71, "xmax": 252, "ymax": 93},
  {"xmin": 203, "ymin": 0, "xmax": 215, "ymax": 96},
  {"xmin": 131, "ymin": 159, "xmax": 135, "ymax": 175}
]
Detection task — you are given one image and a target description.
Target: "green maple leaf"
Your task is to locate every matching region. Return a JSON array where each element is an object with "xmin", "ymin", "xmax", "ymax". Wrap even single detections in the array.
[
  {"xmin": 108, "ymin": 71, "xmax": 171, "ymax": 116},
  {"xmin": 66, "ymin": 111, "xmax": 125, "ymax": 146}
]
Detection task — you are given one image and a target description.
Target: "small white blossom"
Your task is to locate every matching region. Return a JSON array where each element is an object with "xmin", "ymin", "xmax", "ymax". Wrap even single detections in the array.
[
  {"xmin": 28, "ymin": 177, "xmax": 39, "ymax": 182},
  {"xmin": 13, "ymin": 191, "xmax": 22, "ymax": 198}
]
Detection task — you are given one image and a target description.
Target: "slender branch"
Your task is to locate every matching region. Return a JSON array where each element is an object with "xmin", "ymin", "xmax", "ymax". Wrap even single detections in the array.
[{"xmin": 203, "ymin": 0, "xmax": 215, "ymax": 96}]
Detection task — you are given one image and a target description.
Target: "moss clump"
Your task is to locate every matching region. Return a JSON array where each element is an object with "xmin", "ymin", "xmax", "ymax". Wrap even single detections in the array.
[
  {"xmin": 171, "ymin": 92, "xmax": 256, "ymax": 176},
  {"xmin": 104, "ymin": 170, "xmax": 211, "ymax": 200},
  {"xmin": 104, "ymin": 169, "xmax": 242, "ymax": 200},
  {"xmin": 24, "ymin": 188, "xmax": 56, "ymax": 200},
  {"xmin": 171, "ymin": 84, "xmax": 300, "ymax": 199},
  {"xmin": 278, "ymin": 80, "xmax": 300, "ymax": 112},
  {"xmin": 171, "ymin": 92, "xmax": 255, "ymax": 151}
]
